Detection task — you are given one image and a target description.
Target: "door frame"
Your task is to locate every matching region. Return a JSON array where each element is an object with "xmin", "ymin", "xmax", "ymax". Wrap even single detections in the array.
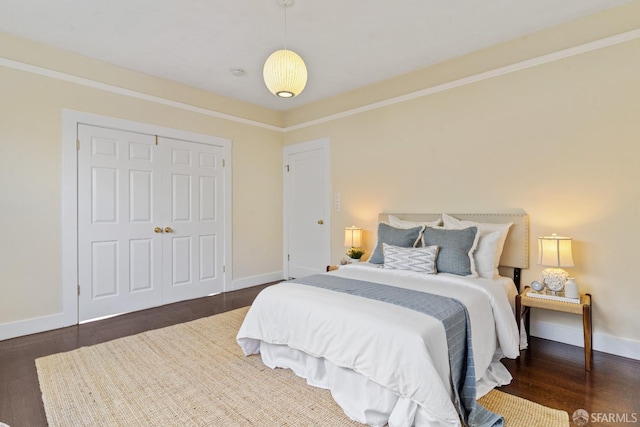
[
  {"xmin": 61, "ymin": 109, "xmax": 232, "ymax": 325},
  {"xmin": 282, "ymin": 138, "xmax": 331, "ymax": 278}
]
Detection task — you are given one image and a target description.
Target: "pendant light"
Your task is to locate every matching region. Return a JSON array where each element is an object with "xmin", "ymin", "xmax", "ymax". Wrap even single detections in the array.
[{"xmin": 263, "ymin": 0, "xmax": 307, "ymax": 98}]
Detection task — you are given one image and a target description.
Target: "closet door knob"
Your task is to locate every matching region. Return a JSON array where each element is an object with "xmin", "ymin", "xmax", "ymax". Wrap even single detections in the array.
[
  {"xmin": 317, "ymin": 219, "xmax": 324, "ymax": 225},
  {"xmin": 154, "ymin": 227, "xmax": 163, "ymax": 233},
  {"xmin": 164, "ymin": 227, "xmax": 174, "ymax": 233}
]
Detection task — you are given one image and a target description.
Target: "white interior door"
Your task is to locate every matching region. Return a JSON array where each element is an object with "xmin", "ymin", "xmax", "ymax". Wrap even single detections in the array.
[
  {"xmin": 284, "ymin": 139, "xmax": 331, "ymax": 278},
  {"xmin": 78, "ymin": 126, "xmax": 225, "ymax": 321},
  {"xmin": 78, "ymin": 125, "xmax": 163, "ymax": 321},
  {"xmin": 161, "ymin": 137, "xmax": 224, "ymax": 303}
]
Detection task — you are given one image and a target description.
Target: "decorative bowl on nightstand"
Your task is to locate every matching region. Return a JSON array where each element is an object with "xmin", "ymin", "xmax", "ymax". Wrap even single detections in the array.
[{"xmin": 531, "ymin": 281, "xmax": 545, "ymax": 292}]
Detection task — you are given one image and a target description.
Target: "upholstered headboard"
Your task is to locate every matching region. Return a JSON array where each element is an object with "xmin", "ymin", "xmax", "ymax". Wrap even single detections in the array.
[{"xmin": 378, "ymin": 212, "xmax": 529, "ymax": 269}]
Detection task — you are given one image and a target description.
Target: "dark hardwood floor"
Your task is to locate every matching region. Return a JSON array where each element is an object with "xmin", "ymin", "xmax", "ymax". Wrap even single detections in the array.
[
  {"xmin": 1, "ymin": 283, "xmax": 638, "ymax": 427},
  {"xmin": 502, "ymin": 337, "xmax": 640, "ymax": 425}
]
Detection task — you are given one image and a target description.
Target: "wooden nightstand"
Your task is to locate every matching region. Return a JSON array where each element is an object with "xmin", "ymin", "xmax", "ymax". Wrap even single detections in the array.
[{"xmin": 516, "ymin": 286, "xmax": 593, "ymax": 371}]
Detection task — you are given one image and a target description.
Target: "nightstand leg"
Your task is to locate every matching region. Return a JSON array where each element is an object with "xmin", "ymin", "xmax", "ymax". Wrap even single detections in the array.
[
  {"xmin": 515, "ymin": 295, "xmax": 522, "ymax": 337},
  {"xmin": 583, "ymin": 302, "xmax": 592, "ymax": 371},
  {"xmin": 515, "ymin": 294, "xmax": 531, "ymax": 352}
]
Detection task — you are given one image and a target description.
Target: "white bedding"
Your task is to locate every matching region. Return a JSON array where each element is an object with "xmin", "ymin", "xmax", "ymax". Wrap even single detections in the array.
[{"xmin": 237, "ymin": 263, "xmax": 520, "ymax": 427}]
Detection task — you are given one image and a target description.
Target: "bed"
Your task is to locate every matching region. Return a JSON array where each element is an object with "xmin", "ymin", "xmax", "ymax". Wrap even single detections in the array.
[{"xmin": 237, "ymin": 212, "xmax": 529, "ymax": 427}]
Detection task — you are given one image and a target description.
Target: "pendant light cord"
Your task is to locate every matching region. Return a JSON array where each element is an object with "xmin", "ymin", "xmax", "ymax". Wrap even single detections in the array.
[{"xmin": 283, "ymin": 4, "xmax": 288, "ymax": 51}]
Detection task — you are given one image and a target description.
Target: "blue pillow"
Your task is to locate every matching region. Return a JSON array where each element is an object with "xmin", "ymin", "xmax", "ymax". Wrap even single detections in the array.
[
  {"xmin": 422, "ymin": 226, "xmax": 478, "ymax": 276},
  {"xmin": 369, "ymin": 223, "xmax": 424, "ymax": 264}
]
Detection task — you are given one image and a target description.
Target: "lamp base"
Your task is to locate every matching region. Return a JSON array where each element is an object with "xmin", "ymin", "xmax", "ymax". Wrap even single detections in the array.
[{"xmin": 542, "ymin": 267, "xmax": 569, "ymax": 293}]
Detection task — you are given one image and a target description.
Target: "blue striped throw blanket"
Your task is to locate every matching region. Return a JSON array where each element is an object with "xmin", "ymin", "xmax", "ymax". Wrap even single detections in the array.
[{"xmin": 290, "ymin": 274, "xmax": 503, "ymax": 427}]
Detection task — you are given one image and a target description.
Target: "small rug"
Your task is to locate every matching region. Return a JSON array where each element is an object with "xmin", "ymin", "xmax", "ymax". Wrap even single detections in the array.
[{"xmin": 37, "ymin": 307, "xmax": 569, "ymax": 426}]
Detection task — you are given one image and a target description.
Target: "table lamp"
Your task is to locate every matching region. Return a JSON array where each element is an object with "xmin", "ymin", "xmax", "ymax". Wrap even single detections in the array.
[
  {"xmin": 344, "ymin": 226, "xmax": 364, "ymax": 261},
  {"xmin": 538, "ymin": 234, "xmax": 574, "ymax": 294}
]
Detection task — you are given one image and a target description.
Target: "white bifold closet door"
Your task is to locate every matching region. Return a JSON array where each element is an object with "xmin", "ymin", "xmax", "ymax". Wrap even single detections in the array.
[{"xmin": 78, "ymin": 124, "xmax": 224, "ymax": 322}]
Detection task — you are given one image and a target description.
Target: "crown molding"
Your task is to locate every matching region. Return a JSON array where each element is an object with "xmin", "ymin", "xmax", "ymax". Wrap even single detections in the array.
[
  {"xmin": 2, "ymin": 28, "xmax": 639, "ymax": 134},
  {"xmin": 0, "ymin": 56, "xmax": 282, "ymax": 132},
  {"xmin": 283, "ymin": 28, "xmax": 640, "ymax": 132}
]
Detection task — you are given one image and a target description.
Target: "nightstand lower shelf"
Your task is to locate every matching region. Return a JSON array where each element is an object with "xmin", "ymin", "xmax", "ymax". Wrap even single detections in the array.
[{"xmin": 516, "ymin": 287, "xmax": 593, "ymax": 371}]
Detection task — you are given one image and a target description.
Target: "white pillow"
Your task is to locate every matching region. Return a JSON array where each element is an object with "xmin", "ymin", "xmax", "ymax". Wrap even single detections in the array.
[
  {"xmin": 382, "ymin": 243, "xmax": 439, "ymax": 274},
  {"xmin": 472, "ymin": 231, "xmax": 501, "ymax": 279},
  {"xmin": 442, "ymin": 213, "xmax": 512, "ymax": 279},
  {"xmin": 388, "ymin": 215, "xmax": 442, "ymax": 229}
]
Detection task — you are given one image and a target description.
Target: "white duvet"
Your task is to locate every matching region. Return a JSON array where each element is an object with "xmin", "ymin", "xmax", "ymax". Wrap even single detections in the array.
[{"xmin": 237, "ymin": 263, "xmax": 520, "ymax": 427}]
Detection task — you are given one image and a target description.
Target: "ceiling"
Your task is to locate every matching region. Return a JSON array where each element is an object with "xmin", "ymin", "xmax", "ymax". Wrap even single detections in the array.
[{"xmin": 0, "ymin": 0, "xmax": 632, "ymax": 111}]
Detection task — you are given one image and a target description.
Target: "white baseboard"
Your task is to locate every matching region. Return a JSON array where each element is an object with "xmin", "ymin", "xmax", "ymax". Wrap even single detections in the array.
[
  {"xmin": 229, "ymin": 271, "xmax": 285, "ymax": 292},
  {"xmin": 0, "ymin": 312, "xmax": 74, "ymax": 342},
  {"xmin": 0, "ymin": 273, "xmax": 284, "ymax": 342},
  {"xmin": 530, "ymin": 319, "xmax": 640, "ymax": 361}
]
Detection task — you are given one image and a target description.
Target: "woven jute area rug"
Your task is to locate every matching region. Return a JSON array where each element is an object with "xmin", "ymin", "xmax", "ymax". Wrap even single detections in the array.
[{"xmin": 37, "ymin": 306, "xmax": 569, "ymax": 426}]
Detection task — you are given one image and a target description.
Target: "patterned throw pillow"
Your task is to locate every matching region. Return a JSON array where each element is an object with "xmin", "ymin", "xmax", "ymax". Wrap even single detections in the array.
[{"xmin": 382, "ymin": 243, "xmax": 439, "ymax": 274}]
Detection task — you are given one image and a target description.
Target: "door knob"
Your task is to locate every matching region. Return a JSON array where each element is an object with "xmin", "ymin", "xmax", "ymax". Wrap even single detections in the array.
[
  {"xmin": 164, "ymin": 226, "xmax": 173, "ymax": 233},
  {"xmin": 317, "ymin": 219, "xmax": 324, "ymax": 225},
  {"xmin": 154, "ymin": 227, "xmax": 163, "ymax": 233}
]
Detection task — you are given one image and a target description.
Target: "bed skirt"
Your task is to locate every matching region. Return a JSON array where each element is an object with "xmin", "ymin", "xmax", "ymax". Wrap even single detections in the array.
[{"xmin": 260, "ymin": 342, "xmax": 512, "ymax": 427}]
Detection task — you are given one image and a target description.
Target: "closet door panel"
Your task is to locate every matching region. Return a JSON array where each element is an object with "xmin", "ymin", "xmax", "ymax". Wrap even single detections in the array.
[
  {"xmin": 78, "ymin": 125, "xmax": 163, "ymax": 321},
  {"xmin": 161, "ymin": 138, "xmax": 224, "ymax": 303}
]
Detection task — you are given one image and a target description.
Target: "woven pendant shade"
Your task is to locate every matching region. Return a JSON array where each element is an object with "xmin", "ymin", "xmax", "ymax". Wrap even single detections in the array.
[{"xmin": 263, "ymin": 49, "xmax": 307, "ymax": 98}]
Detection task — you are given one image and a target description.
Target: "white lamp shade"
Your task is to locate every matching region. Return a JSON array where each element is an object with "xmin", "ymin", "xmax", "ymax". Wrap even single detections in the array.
[
  {"xmin": 344, "ymin": 227, "xmax": 363, "ymax": 248},
  {"xmin": 263, "ymin": 49, "xmax": 307, "ymax": 98},
  {"xmin": 538, "ymin": 234, "xmax": 574, "ymax": 267}
]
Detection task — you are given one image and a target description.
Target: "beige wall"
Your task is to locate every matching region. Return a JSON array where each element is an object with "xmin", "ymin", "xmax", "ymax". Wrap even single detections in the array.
[
  {"xmin": 1, "ymin": 2, "xmax": 639, "ymax": 355},
  {"xmin": 284, "ymin": 10, "xmax": 640, "ymax": 349},
  {"xmin": 0, "ymin": 34, "xmax": 283, "ymax": 324}
]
